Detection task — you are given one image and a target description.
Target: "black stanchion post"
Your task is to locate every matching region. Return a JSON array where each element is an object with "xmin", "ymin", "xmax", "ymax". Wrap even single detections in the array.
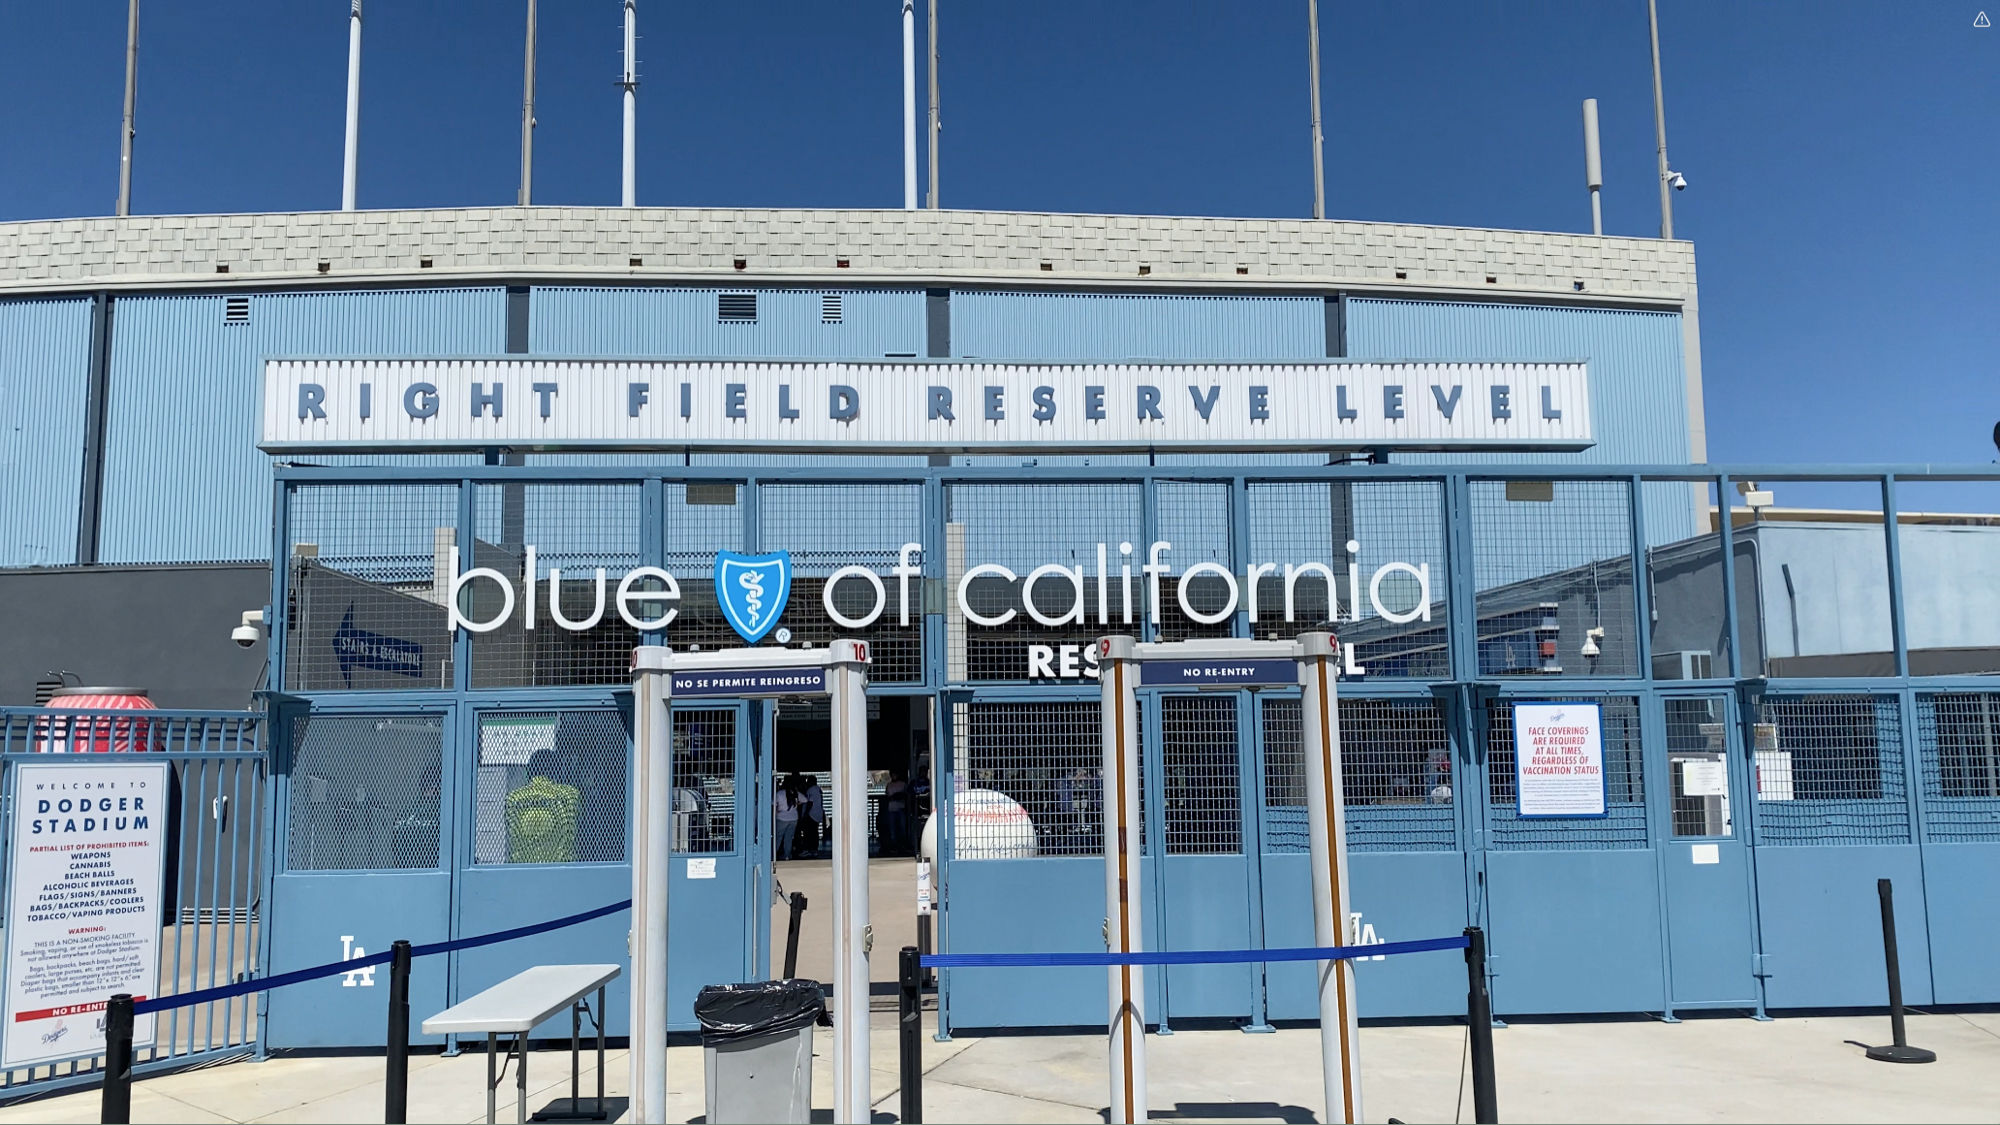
[
  {"xmin": 385, "ymin": 940, "xmax": 413, "ymax": 1122},
  {"xmin": 100, "ymin": 993, "xmax": 134, "ymax": 1125},
  {"xmin": 917, "ymin": 912, "xmax": 935, "ymax": 988},
  {"xmin": 899, "ymin": 946, "xmax": 923, "ymax": 1125},
  {"xmin": 1463, "ymin": 927, "xmax": 1499, "ymax": 1125},
  {"xmin": 783, "ymin": 892, "xmax": 807, "ymax": 979},
  {"xmin": 1866, "ymin": 878, "xmax": 1936, "ymax": 1063}
]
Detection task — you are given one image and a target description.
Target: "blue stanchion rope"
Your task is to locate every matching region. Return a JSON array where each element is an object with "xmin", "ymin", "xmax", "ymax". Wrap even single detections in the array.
[
  {"xmin": 131, "ymin": 898, "xmax": 633, "ymax": 1016},
  {"xmin": 921, "ymin": 934, "xmax": 1468, "ymax": 969}
]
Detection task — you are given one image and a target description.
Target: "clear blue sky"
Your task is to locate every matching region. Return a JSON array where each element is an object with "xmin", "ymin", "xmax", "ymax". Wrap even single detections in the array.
[{"xmin": 0, "ymin": 2, "xmax": 1993, "ymax": 475}]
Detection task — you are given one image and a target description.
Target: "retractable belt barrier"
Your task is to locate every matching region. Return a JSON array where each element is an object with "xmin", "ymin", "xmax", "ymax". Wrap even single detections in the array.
[
  {"xmin": 920, "ymin": 934, "xmax": 1468, "ymax": 969},
  {"xmin": 99, "ymin": 898, "xmax": 633, "ymax": 1125}
]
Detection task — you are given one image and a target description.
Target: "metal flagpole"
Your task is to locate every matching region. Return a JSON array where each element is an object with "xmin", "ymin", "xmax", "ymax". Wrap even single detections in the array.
[
  {"xmin": 1647, "ymin": 0, "xmax": 1673, "ymax": 239},
  {"xmin": 927, "ymin": 0, "xmax": 939, "ymax": 208},
  {"xmin": 902, "ymin": 0, "xmax": 918, "ymax": 209},
  {"xmin": 1297, "ymin": 631, "xmax": 1362, "ymax": 1123},
  {"xmin": 116, "ymin": 0, "xmax": 138, "ymax": 216},
  {"xmin": 1307, "ymin": 0, "xmax": 1324, "ymax": 220},
  {"xmin": 519, "ymin": 0, "xmax": 537, "ymax": 206},
  {"xmin": 621, "ymin": 0, "xmax": 637, "ymax": 207},
  {"xmin": 1583, "ymin": 98, "xmax": 1603, "ymax": 236},
  {"xmin": 628, "ymin": 649, "xmax": 673, "ymax": 1124},
  {"xmin": 829, "ymin": 640, "xmax": 875, "ymax": 1123},
  {"xmin": 342, "ymin": 1, "xmax": 362, "ymax": 211},
  {"xmin": 1095, "ymin": 636, "xmax": 1148, "ymax": 1124}
]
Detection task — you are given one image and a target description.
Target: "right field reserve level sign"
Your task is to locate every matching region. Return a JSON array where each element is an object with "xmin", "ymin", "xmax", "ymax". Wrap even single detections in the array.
[{"xmin": 1513, "ymin": 701, "xmax": 1606, "ymax": 818}]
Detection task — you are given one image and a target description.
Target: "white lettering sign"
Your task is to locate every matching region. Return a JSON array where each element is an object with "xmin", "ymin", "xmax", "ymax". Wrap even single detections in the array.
[
  {"xmin": 1512, "ymin": 702, "xmax": 1606, "ymax": 818},
  {"xmin": 262, "ymin": 359, "xmax": 1593, "ymax": 454},
  {"xmin": 2, "ymin": 762, "xmax": 169, "ymax": 1069}
]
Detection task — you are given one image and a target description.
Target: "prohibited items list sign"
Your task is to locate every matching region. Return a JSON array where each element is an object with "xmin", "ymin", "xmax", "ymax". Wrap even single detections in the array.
[
  {"xmin": 1512, "ymin": 702, "xmax": 1607, "ymax": 818},
  {"xmin": 2, "ymin": 762, "xmax": 170, "ymax": 1069}
]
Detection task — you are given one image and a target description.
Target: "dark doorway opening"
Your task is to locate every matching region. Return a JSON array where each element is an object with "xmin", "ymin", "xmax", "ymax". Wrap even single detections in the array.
[{"xmin": 770, "ymin": 695, "xmax": 930, "ymax": 859}]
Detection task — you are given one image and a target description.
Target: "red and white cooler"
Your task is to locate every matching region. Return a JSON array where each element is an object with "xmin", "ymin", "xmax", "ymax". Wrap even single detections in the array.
[{"xmin": 35, "ymin": 687, "xmax": 162, "ymax": 753}]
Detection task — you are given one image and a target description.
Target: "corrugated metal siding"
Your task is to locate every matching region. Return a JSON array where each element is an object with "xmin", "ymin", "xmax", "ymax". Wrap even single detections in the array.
[
  {"xmin": 1346, "ymin": 298, "xmax": 1695, "ymax": 544},
  {"xmin": 99, "ymin": 289, "xmax": 506, "ymax": 563},
  {"xmin": 529, "ymin": 287, "xmax": 927, "ymax": 358},
  {"xmin": 0, "ymin": 298, "xmax": 93, "ymax": 566},
  {"xmin": 951, "ymin": 291, "xmax": 1323, "ymax": 361}
]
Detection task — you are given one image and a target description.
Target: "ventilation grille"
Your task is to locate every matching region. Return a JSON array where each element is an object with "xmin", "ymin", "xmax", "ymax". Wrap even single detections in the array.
[
  {"xmin": 224, "ymin": 296, "xmax": 251, "ymax": 325},
  {"xmin": 717, "ymin": 293, "xmax": 757, "ymax": 323},
  {"xmin": 821, "ymin": 293, "xmax": 843, "ymax": 324}
]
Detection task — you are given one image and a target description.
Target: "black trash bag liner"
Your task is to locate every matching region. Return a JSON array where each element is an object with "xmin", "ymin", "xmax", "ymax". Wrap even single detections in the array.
[{"xmin": 694, "ymin": 980, "xmax": 827, "ymax": 1045}]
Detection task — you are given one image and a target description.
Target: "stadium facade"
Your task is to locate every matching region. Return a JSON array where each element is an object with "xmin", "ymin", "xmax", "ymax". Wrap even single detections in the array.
[{"xmin": 1, "ymin": 206, "xmax": 1995, "ymax": 1049}]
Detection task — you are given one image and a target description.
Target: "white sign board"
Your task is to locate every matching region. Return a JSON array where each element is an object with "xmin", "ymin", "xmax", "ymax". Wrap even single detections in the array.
[
  {"xmin": 2, "ymin": 762, "xmax": 170, "ymax": 1068},
  {"xmin": 260, "ymin": 358, "xmax": 1594, "ymax": 454},
  {"xmin": 1680, "ymin": 758, "xmax": 1727, "ymax": 797},
  {"xmin": 916, "ymin": 861, "xmax": 933, "ymax": 915},
  {"xmin": 1513, "ymin": 702, "xmax": 1606, "ymax": 818}
]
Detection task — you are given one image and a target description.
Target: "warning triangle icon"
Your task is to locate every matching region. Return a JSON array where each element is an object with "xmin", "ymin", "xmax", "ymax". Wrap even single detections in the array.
[{"xmin": 1978, "ymin": 10, "xmax": 1992, "ymax": 26}]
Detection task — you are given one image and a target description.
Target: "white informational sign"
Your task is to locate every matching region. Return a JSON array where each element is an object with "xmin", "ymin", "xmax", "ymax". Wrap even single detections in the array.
[
  {"xmin": 260, "ymin": 358, "xmax": 1594, "ymax": 454},
  {"xmin": 1680, "ymin": 758, "xmax": 1728, "ymax": 797},
  {"xmin": 686, "ymin": 857, "xmax": 716, "ymax": 880},
  {"xmin": 2, "ymin": 762, "xmax": 170, "ymax": 1069},
  {"xmin": 916, "ymin": 861, "xmax": 933, "ymax": 915},
  {"xmin": 1513, "ymin": 702, "xmax": 1606, "ymax": 818}
]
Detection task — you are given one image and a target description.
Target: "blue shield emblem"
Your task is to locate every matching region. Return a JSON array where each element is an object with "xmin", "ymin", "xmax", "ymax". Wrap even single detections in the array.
[{"xmin": 715, "ymin": 550, "xmax": 792, "ymax": 644}]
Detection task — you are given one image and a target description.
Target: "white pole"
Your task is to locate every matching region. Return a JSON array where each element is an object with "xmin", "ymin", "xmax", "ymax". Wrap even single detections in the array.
[
  {"xmin": 829, "ymin": 639, "xmax": 874, "ymax": 1124},
  {"xmin": 628, "ymin": 652, "xmax": 673, "ymax": 1125},
  {"xmin": 1647, "ymin": 0, "xmax": 1673, "ymax": 239},
  {"xmin": 519, "ymin": 0, "xmax": 537, "ymax": 206},
  {"xmin": 902, "ymin": 0, "xmax": 917, "ymax": 210},
  {"xmin": 621, "ymin": 0, "xmax": 637, "ymax": 208},
  {"xmin": 1095, "ymin": 635, "xmax": 1148, "ymax": 1124},
  {"xmin": 1582, "ymin": 98, "xmax": 1603, "ymax": 236},
  {"xmin": 342, "ymin": 0, "xmax": 362, "ymax": 211},
  {"xmin": 1297, "ymin": 631, "xmax": 1361, "ymax": 1123},
  {"xmin": 926, "ymin": 0, "xmax": 939, "ymax": 208},
  {"xmin": 116, "ymin": 0, "xmax": 138, "ymax": 217},
  {"xmin": 1307, "ymin": 0, "xmax": 1324, "ymax": 220}
]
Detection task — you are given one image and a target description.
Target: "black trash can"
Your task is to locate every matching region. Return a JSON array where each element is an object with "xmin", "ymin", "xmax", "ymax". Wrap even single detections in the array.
[{"xmin": 694, "ymin": 979, "xmax": 825, "ymax": 1124}]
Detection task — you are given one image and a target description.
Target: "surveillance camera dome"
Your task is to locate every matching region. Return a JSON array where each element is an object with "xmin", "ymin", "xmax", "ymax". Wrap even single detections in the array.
[
  {"xmin": 231, "ymin": 625, "xmax": 261, "ymax": 648},
  {"xmin": 1669, "ymin": 171, "xmax": 1688, "ymax": 191}
]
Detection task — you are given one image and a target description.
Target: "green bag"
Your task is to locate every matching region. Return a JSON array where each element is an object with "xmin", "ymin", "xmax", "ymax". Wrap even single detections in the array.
[{"xmin": 506, "ymin": 774, "xmax": 581, "ymax": 864}]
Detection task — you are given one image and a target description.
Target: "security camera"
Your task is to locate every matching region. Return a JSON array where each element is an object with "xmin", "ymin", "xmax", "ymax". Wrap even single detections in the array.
[
  {"xmin": 232, "ymin": 609, "xmax": 266, "ymax": 648},
  {"xmin": 1668, "ymin": 170, "xmax": 1688, "ymax": 191},
  {"xmin": 1581, "ymin": 626, "xmax": 1606, "ymax": 660}
]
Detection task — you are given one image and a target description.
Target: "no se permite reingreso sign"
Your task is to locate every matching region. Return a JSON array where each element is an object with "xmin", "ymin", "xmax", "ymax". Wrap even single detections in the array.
[
  {"xmin": 1513, "ymin": 702, "xmax": 1606, "ymax": 818},
  {"xmin": 2, "ymin": 762, "xmax": 169, "ymax": 1069}
]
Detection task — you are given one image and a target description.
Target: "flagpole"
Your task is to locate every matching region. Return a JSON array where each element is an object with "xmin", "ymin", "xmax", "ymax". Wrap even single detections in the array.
[
  {"xmin": 342, "ymin": 0, "xmax": 362, "ymax": 211},
  {"xmin": 902, "ymin": 0, "xmax": 917, "ymax": 209},
  {"xmin": 519, "ymin": 0, "xmax": 537, "ymax": 206},
  {"xmin": 117, "ymin": 0, "xmax": 138, "ymax": 216},
  {"xmin": 1308, "ymin": 0, "xmax": 1324, "ymax": 220},
  {"xmin": 927, "ymin": 0, "xmax": 940, "ymax": 208},
  {"xmin": 622, "ymin": 0, "xmax": 637, "ymax": 207}
]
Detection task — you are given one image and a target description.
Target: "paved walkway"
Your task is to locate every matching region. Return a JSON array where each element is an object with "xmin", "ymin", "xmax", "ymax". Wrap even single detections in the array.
[{"xmin": 1, "ymin": 1010, "xmax": 1995, "ymax": 1123}]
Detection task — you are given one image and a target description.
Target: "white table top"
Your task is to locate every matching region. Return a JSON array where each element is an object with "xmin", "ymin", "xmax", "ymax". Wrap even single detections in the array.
[{"xmin": 422, "ymin": 964, "xmax": 622, "ymax": 1035}]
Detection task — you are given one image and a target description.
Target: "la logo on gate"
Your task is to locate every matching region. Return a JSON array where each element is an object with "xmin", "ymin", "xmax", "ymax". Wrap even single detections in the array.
[{"xmin": 715, "ymin": 551, "xmax": 792, "ymax": 643}]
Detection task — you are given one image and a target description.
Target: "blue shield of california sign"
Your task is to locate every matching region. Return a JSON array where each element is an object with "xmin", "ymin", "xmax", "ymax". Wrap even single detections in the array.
[{"xmin": 715, "ymin": 550, "xmax": 792, "ymax": 644}]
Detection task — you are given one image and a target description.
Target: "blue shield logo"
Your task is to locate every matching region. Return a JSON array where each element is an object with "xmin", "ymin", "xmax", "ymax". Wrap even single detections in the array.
[{"xmin": 715, "ymin": 550, "xmax": 792, "ymax": 644}]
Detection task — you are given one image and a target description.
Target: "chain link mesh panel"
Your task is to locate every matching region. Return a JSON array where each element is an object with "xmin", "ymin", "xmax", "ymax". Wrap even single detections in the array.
[
  {"xmin": 1916, "ymin": 693, "xmax": 2000, "ymax": 842},
  {"xmin": 1246, "ymin": 481, "xmax": 1448, "ymax": 677},
  {"xmin": 470, "ymin": 484, "xmax": 645, "ymax": 688},
  {"xmin": 661, "ymin": 481, "xmax": 750, "ymax": 654},
  {"xmin": 1471, "ymin": 480, "xmax": 1637, "ymax": 678},
  {"xmin": 1753, "ymin": 694, "xmax": 1909, "ymax": 845},
  {"xmin": 285, "ymin": 713, "xmax": 444, "ymax": 871},
  {"xmin": 472, "ymin": 710, "xmax": 631, "ymax": 864},
  {"xmin": 952, "ymin": 700, "xmax": 1124, "ymax": 858},
  {"xmin": 1663, "ymin": 694, "xmax": 1734, "ymax": 838},
  {"xmin": 1262, "ymin": 696, "xmax": 1455, "ymax": 853},
  {"xmin": 673, "ymin": 708, "xmax": 739, "ymax": 853},
  {"xmin": 1155, "ymin": 481, "xmax": 1235, "ymax": 643},
  {"xmin": 1160, "ymin": 694, "xmax": 1241, "ymax": 854},
  {"xmin": 946, "ymin": 484, "xmax": 1144, "ymax": 682},
  {"xmin": 284, "ymin": 485, "xmax": 458, "ymax": 692},
  {"xmin": 758, "ymin": 484, "xmax": 926, "ymax": 682},
  {"xmin": 1486, "ymin": 696, "xmax": 1646, "ymax": 849}
]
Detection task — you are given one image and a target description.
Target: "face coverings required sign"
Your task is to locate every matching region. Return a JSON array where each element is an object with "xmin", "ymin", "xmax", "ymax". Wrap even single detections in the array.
[
  {"xmin": 1512, "ymin": 702, "xmax": 1607, "ymax": 818},
  {"xmin": 2, "ymin": 762, "xmax": 170, "ymax": 1069}
]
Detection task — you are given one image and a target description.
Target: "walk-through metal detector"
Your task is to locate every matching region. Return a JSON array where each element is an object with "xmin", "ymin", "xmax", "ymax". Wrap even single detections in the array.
[
  {"xmin": 631, "ymin": 641, "xmax": 873, "ymax": 1125},
  {"xmin": 1096, "ymin": 632, "xmax": 1360, "ymax": 1125}
]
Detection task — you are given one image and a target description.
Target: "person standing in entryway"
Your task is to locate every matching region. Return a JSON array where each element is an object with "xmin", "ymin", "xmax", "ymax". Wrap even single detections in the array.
[{"xmin": 775, "ymin": 777, "xmax": 800, "ymax": 860}]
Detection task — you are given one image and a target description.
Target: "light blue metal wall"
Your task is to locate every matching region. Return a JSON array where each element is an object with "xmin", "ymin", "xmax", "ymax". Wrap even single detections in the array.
[
  {"xmin": 951, "ymin": 290, "xmax": 1324, "ymax": 360},
  {"xmin": 0, "ymin": 298, "xmax": 94, "ymax": 567},
  {"xmin": 528, "ymin": 286, "xmax": 926, "ymax": 357},
  {"xmin": 1346, "ymin": 298, "xmax": 1695, "ymax": 545},
  {"xmin": 98, "ymin": 289, "xmax": 507, "ymax": 563}
]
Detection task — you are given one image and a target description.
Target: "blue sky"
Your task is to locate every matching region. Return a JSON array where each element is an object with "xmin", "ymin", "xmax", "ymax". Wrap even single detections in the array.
[{"xmin": 0, "ymin": 2, "xmax": 1993, "ymax": 475}]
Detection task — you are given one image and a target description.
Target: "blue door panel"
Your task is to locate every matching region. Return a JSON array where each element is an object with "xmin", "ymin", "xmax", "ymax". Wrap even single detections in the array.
[
  {"xmin": 666, "ymin": 856, "xmax": 755, "ymax": 1028},
  {"xmin": 1262, "ymin": 852, "xmax": 1471, "ymax": 1019},
  {"xmin": 1661, "ymin": 842, "xmax": 1758, "ymax": 1004},
  {"xmin": 454, "ymin": 866, "xmax": 633, "ymax": 1039},
  {"xmin": 1485, "ymin": 851, "xmax": 1664, "ymax": 1015},
  {"xmin": 943, "ymin": 857, "xmax": 1159, "ymax": 1029},
  {"xmin": 265, "ymin": 872, "xmax": 452, "ymax": 1048},
  {"xmin": 1922, "ymin": 844, "xmax": 2000, "ymax": 1004},
  {"xmin": 1159, "ymin": 855, "xmax": 1251, "ymax": 1020},
  {"xmin": 1753, "ymin": 846, "xmax": 1931, "ymax": 1008}
]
